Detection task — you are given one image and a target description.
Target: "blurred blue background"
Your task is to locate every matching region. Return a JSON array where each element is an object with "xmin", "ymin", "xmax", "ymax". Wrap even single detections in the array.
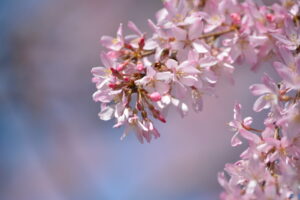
[{"xmin": 0, "ymin": 0, "xmax": 277, "ymax": 200}]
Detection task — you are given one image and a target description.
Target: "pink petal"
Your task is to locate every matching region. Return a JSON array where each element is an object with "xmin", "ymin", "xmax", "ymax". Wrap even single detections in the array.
[
  {"xmin": 103, "ymin": 38, "xmax": 122, "ymax": 51},
  {"xmin": 146, "ymin": 65, "xmax": 156, "ymax": 77},
  {"xmin": 100, "ymin": 53, "xmax": 113, "ymax": 68},
  {"xmin": 117, "ymin": 23, "xmax": 123, "ymax": 39},
  {"xmin": 135, "ymin": 131, "xmax": 144, "ymax": 144},
  {"xmin": 93, "ymin": 90, "xmax": 113, "ymax": 103},
  {"xmin": 101, "ymin": 36, "xmax": 115, "ymax": 48},
  {"xmin": 98, "ymin": 105, "xmax": 114, "ymax": 121},
  {"xmin": 180, "ymin": 75, "xmax": 198, "ymax": 86},
  {"xmin": 243, "ymin": 45, "xmax": 257, "ymax": 66},
  {"xmin": 178, "ymin": 102, "xmax": 189, "ymax": 117},
  {"xmin": 188, "ymin": 50, "xmax": 199, "ymax": 61},
  {"xmin": 240, "ymin": 130, "xmax": 261, "ymax": 144},
  {"xmin": 204, "ymin": 70, "xmax": 218, "ymax": 84},
  {"xmin": 243, "ymin": 117, "xmax": 253, "ymax": 126},
  {"xmin": 182, "ymin": 66, "xmax": 200, "ymax": 74},
  {"xmin": 278, "ymin": 46, "xmax": 295, "ymax": 66},
  {"xmin": 285, "ymin": 18, "xmax": 298, "ymax": 39},
  {"xmin": 91, "ymin": 67, "xmax": 106, "ymax": 77},
  {"xmin": 217, "ymin": 172, "xmax": 228, "ymax": 188},
  {"xmin": 253, "ymin": 95, "xmax": 270, "ymax": 112},
  {"xmin": 229, "ymin": 45, "xmax": 241, "ymax": 62},
  {"xmin": 199, "ymin": 56, "xmax": 218, "ymax": 68},
  {"xmin": 172, "ymin": 26, "xmax": 187, "ymax": 41},
  {"xmin": 249, "ymin": 84, "xmax": 271, "ymax": 96},
  {"xmin": 188, "ymin": 18, "xmax": 203, "ymax": 40},
  {"xmin": 144, "ymin": 40, "xmax": 157, "ymax": 50},
  {"xmin": 166, "ymin": 59, "xmax": 178, "ymax": 70},
  {"xmin": 128, "ymin": 21, "xmax": 142, "ymax": 36},
  {"xmin": 192, "ymin": 40, "xmax": 209, "ymax": 53},
  {"xmin": 272, "ymin": 33, "xmax": 294, "ymax": 47},
  {"xmin": 143, "ymin": 132, "xmax": 151, "ymax": 143},
  {"xmin": 261, "ymin": 74, "xmax": 277, "ymax": 93},
  {"xmin": 274, "ymin": 62, "xmax": 294, "ymax": 85},
  {"xmin": 262, "ymin": 127, "xmax": 274, "ymax": 138},
  {"xmin": 249, "ymin": 35, "xmax": 267, "ymax": 47},
  {"xmin": 231, "ymin": 132, "xmax": 242, "ymax": 147},
  {"xmin": 156, "ymin": 71, "xmax": 173, "ymax": 82},
  {"xmin": 148, "ymin": 19, "xmax": 159, "ymax": 32},
  {"xmin": 173, "ymin": 81, "xmax": 187, "ymax": 98},
  {"xmin": 155, "ymin": 81, "xmax": 170, "ymax": 95},
  {"xmin": 233, "ymin": 103, "xmax": 242, "ymax": 121},
  {"xmin": 163, "ymin": 1, "xmax": 176, "ymax": 16}
]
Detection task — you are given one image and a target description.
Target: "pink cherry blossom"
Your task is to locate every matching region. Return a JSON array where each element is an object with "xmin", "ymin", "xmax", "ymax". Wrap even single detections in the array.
[
  {"xmin": 93, "ymin": 0, "xmax": 300, "ymax": 144},
  {"xmin": 92, "ymin": 1, "xmax": 300, "ymax": 198},
  {"xmin": 272, "ymin": 17, "xmax": 300, "ymax": 50},
  {"xmin": 101, "ymin": 23, "xmax": 124, "ymax": 51},
  {"xmin": 250, "ymin": 74, "xmax": 280, "ymax": 112},
  {"xmin": 274, "ymin": 46, "xmax": 300, "ymax": 90},
  {"xmin": 228, "ymin": 103, "xmax": 261, "ymax": 147},
  {"xmin": 170, "ymin": 18, "xmax": 209, "ymax": 55},
  {"xmin": 92, "ymin": 3, "xmax": 299, "ymax": 134}
]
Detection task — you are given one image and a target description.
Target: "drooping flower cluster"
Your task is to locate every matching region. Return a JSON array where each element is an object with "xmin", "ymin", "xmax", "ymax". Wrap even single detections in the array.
[
  {"xmin": 91, "ymin": 0, "xmax": 300, "ymax": 198},
  {"xmin": 219, "ymin": 10, "xmax": 300, "ymax": 199},
  {"xmin": 92, "ymin": 0, "xmax": 300, "ymax": 143}
]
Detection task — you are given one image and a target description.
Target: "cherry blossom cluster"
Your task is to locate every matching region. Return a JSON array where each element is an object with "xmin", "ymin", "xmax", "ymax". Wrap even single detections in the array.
[
  {"xmin": 91, "ymin": 0, "xmax": 300, "ymax": 198},
  {"xmin": 218, "ymin": 5, "xmax": 300, "ymax": 199},
  {"xmin": 92, "ymin": 0, "xmax": 300, "ymax": 143}
]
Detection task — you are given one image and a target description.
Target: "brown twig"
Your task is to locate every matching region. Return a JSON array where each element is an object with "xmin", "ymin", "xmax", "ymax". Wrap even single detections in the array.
[{"xmin": 198, "ymin": 26, "xmax": 237, "ymax": 40}]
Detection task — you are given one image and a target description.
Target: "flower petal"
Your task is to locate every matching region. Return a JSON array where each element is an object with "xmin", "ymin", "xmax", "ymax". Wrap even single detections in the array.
[
  {"xmin": 192, "ymin": 40, "xmax": 209, "ymax": 53},
  {"xmin": 253, "ymin": 95, "xmax": 270, "ymax": 112},
  {"xmin": 231, "ymin": 132, "xmax": 242, "ymax": 147},
  {"xmin": 99, "ymin": 105, "xmax": 114, "ymax": 121},
  {"xmin": 172, "ymin": 26, "xmax": 187, "ymax": 41},
  {"xmin": 128, "ymin": 21, "xmax": 142, "ymax": 36},
  {"xmin": 189, "ymin": 18, "xmax": 203, "ymax": 40},
  {"xmin": 249, "ymin": 84, "xmax": 271, "ymax": 96},
  {"xmin": 274, "ymin": 62, "xmax": 294, "ymax": 85}
]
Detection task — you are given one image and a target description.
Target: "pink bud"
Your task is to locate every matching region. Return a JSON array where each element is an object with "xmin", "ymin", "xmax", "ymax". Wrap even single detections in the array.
[
  {"xmin": 116, "ymin": 64, "xmax": 125, "ymax": 71},
  {"xmin": 266, "ymin": 14, "xmax": 275, "ymax": 22},
  {"xmin": 124, "ymin": 77, "xmax": 130, "ymax": 82},
  {"xmin": 158, "ymin": 115, "xmax": 166, "ymax": 123},
  {"xmin": 149, "ymin": 92, "xmax": 162, "ymax": 102},
  {"xmin": 139, "ymin": 37, "xmax": 145, "ymax": 49},
  {"xmin": 136, "ymin": 63, "xmax": 145, "ymax": 71},
  {"xmin": 230, "ymin": 13, "xmax": 241, "ymax": 25},
  {"xmin": 108, "ymin": 82, "xmax": 117, "ymax": 89},
  {"xmin": 110, "ymin": 67, "xmax": 117, "ymax": 74},
  {"xmin": 137, "ymin": 102, "xmax": 143, "ymax": 110},
  {"xmin": 117, "ymin": 61, "xmax": 128, "ymax": 72},
  {"xmin": 124, "ymin": 43, "xmax": 133, "ymax": 50}
]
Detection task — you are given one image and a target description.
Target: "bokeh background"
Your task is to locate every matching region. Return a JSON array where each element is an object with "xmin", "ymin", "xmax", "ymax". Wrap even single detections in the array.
[{"xmin": 0, "ymin": 0, "xmax": 278, "ymax": 200}]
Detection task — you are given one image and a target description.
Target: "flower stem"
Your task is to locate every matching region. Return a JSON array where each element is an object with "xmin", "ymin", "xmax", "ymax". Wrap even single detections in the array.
[{"xmin": 198, "ymin": 26, "xmax": 237, "ymax": 40}]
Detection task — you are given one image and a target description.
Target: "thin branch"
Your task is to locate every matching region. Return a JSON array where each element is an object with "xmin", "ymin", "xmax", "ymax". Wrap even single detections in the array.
[{"xmin": 198, "ymin": 26, "xmax": 237, "ymax": 40}]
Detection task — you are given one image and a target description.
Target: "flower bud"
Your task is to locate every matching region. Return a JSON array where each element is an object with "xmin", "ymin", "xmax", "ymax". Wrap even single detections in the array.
[
  {"xmin": 158, "ymin": 115, "xmax": 166, "ymax": 123},
  {"xmin": 149, "ymin": 92, "xmax": 162, "ymax": 102},
  {"xmin": 136, "ymin": 63, "xmax": 145, "ymax": 71},
  {"xmin": 124, "ymin": 77, "xmax": 130, "ymax": 82},
  {"xmin": 139, "ymin": 37, "xmax": 145, "ymax": 49},
  {"xmin": 230, "ymin": 13, "xmax": 241, "ymax": 25},
  {"xmin": 108, "ymin": 82, "xmax": 117, "ymax": 89},
  {"xmin": 266, "ymin": 14, "xmax": 275, "ymax": 22}
]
